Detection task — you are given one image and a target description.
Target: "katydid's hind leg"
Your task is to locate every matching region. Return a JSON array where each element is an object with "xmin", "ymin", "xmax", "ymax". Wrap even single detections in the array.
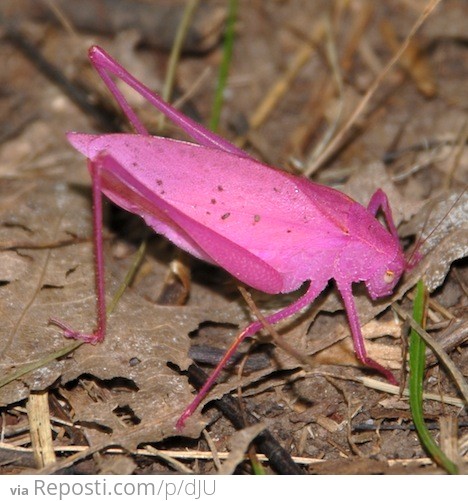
[
  {"xmin": 88, "ymin": 46, "xmax": 249, "ymax": 157},
  {"xmin": 367, "ymin": 189, "xmax": 399, "ymax": 241},
  {"xmin": 176, "ymin": 280, "xmax": 326, "ymax": 430},
  {"xmin": 88, "ymin": 48, "xmax": 148, "ymax": 136},
  {"xmin": 337, "ymin": 283, "xmax": 397, "ymax": 385},
  {"xmin": 49, "ymin": 158, "xmax": 107, "ymax": 344}
]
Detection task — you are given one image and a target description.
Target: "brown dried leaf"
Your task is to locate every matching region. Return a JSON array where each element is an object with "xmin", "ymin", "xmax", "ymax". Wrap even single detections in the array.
[
  {"xmin": 400, "ymin": 190, "xmax": 468, "ymax": 291},
  {"xmin": 218, "ymin": 423, "xmax": 266, "ymax": 475},
  {"xmin": 0, "ymin": 179, "xmax": 245, "ymax": 442},
  {"xmin": 344, "ymin": 161, "xmax": 423, "ymax": 224}
]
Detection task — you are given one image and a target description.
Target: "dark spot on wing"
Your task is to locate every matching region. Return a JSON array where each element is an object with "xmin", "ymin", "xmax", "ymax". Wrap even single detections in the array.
[
  {"xmin": 217, "ymin": 185, "xmax": 224, "ymax": 192},
  {"xmin": 156, "ymin": 179, "xmax": 163, "ymax": 186},
  {"xmin": 221, "ymin": 213, "xmax": 230, "ymax": 220},
  {"xmin": 211, "ymin": 198, "xmax": 217, "ymax": 204},
  {"xmin": 254, "ymin": 214, "xmax": 261, "ymax": 223}
]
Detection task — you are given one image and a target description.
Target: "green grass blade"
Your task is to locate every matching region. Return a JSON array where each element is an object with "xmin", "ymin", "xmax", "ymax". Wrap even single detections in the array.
[
  {"xmin": 409, "ymin": 279, "xmax": 458, "ymax": 474},
  {"xmin": 106, "ymin": 238, "xmax": 147, "ymax": 316},
  {"xmin": 209, "ymin": 0, "xmax": 238, "ymax": 132},
  {"xmin": 0, "ymin": 242, "xmax": 147, "ymax": 390},
  {"xmin": 0, "ymin": 340, "xmax": 83, "ymax": 389},
  {"xmin": 159, "ymin": 0, "xmax": 201, "ymax": 130},
  {"xmin": 250, "ymin": 453, "xmax": 266, "ymax": 475}
]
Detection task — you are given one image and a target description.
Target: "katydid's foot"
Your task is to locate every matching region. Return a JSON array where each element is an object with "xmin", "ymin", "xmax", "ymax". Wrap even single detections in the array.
[
  {"xmin": 49, "ymin": 318, "xmax": 104, "ymax": 344},
  {"xmin": 363, "ymin": 356, "xmax": 398, "ymax": 386},
  {"xmin": 406, "ymin": 249, "xmax": 424, "ymax": 270},
  {"xmin": 175, "ymin": 389, "xmax": 208, "ymax": 430},
  {"xmin": 175, "ymin": 407, "xmax": 193, "ymax": 431}
]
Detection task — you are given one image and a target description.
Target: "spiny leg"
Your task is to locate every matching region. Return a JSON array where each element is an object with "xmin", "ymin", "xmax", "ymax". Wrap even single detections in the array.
[
  {"xmin": 367, "ymin": 189, "xmax": 399, "ymax": 240},
  {"xmin": 49, "ymin": 158, "xmax": 107, "ymax": 344},
  {"xmin": 367, "ymin": 188, "xmax": 422, "ymax": 268},
  {"xmin": 176, "ymin": 280, "xmax": 326, "ymax": 430},
  {"xmin": 88, "ymin": 46, "xmax": 247, "ymax": 156},
  {"xmin": 337, "ymin": 282, "xmax": 397, "ymax": 385}
]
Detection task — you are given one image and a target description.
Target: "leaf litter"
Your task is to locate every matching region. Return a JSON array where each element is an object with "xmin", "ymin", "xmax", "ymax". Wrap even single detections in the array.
[{"xmin": 0, "ymin": 0, "xmax": 467, "ymax": 474}]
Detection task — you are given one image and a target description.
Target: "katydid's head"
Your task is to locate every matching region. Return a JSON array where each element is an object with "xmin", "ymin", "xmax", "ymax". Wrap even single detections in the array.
[{"xmin": 365, "ymin": 247, "xmax": 406, "ymax": 300}]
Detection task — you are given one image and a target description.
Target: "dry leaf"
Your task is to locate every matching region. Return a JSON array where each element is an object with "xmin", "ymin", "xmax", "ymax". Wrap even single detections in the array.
[
  {"xmin": 0, "ymin": 179, "xmax": 245, "ymax": 443},
  {"xmin": 218, "ymin": 423, "xmax": 266, "ymax": 475}
]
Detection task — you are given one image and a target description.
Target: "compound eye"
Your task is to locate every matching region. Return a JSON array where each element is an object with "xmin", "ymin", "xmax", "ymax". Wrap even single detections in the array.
[{"xmin": 383, "ymin": 270, "xmax": 395, "ymax": 284}]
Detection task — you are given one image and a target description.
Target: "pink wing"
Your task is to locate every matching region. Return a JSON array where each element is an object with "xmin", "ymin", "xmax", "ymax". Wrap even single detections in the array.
[{"xmin": 68, "ymin": 133, "xmax": 353, "ymax": 293}]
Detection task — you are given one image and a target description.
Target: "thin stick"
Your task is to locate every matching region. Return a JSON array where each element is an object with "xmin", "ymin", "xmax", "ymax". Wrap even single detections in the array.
[
  {"xmin": 238, "ymin": 287, "xmax": 316, "ymax": 368},
  {"xmin": 307, "ymin": 16, "xmax": 345, "ymax": 164},
  {"xmin": 176, "ymin": 281, "xmax": 322, "ymax": 429},
  {"xmin": 235, "ymin": 18, "xmax": 327, "ymax": 150},
  {"xmin": 27, "ymin": 391, "xmax": 56, "ymax": 468},
  {"xmin": 49, "ymin": 160, "xmax": 106, "ymax": 343},
  {"xmin": 393, "ymin": 303, "xmax": 468, "ymax": 404},
  {"xmin": 304, "ymin": 0, "xmax": 442, "ymax": 176},
  {"xmin": 106, "ymin": 239, "xmax": 147, "ymax": 315}
]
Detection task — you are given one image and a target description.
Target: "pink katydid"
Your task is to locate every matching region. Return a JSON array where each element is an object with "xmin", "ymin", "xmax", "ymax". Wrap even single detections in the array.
[{"xmin": 51, "ymin": 46, "xmax": 407, "ymax": 430}]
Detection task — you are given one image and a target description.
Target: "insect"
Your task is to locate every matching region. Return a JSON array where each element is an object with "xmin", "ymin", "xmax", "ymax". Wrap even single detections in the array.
[{"xmin": 51, "ymin": 46, "xmax": 406, "ymax": 430}]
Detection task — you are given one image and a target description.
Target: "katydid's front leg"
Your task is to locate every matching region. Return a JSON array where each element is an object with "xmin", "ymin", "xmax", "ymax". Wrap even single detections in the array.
[
  {"xmin": 367, "ymin": 189, "xmax": 422, "ymax": 269},
  {"xmin": 49, "ymin": 157, "xmax": 107, "ymax": 343},
  {"xmin": 367, "ymin": 189, "xmax": 399, "ymax": 241},
  {"xmin": 336, "ymin": 282, "xmax": 397, "ymax": 385}
]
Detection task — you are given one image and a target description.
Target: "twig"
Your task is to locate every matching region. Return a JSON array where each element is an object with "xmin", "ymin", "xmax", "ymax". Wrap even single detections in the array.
[
  {"xmin": 304, "ymin": 0, "xmax": 442, "ymax": 175},
  {"xmin": 186, "ymin": 364, "xmax": 304, "ymax": 475},
  {"xmin": 393, "ymin": 303, "xmax": 468, "ymax": 405}
]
